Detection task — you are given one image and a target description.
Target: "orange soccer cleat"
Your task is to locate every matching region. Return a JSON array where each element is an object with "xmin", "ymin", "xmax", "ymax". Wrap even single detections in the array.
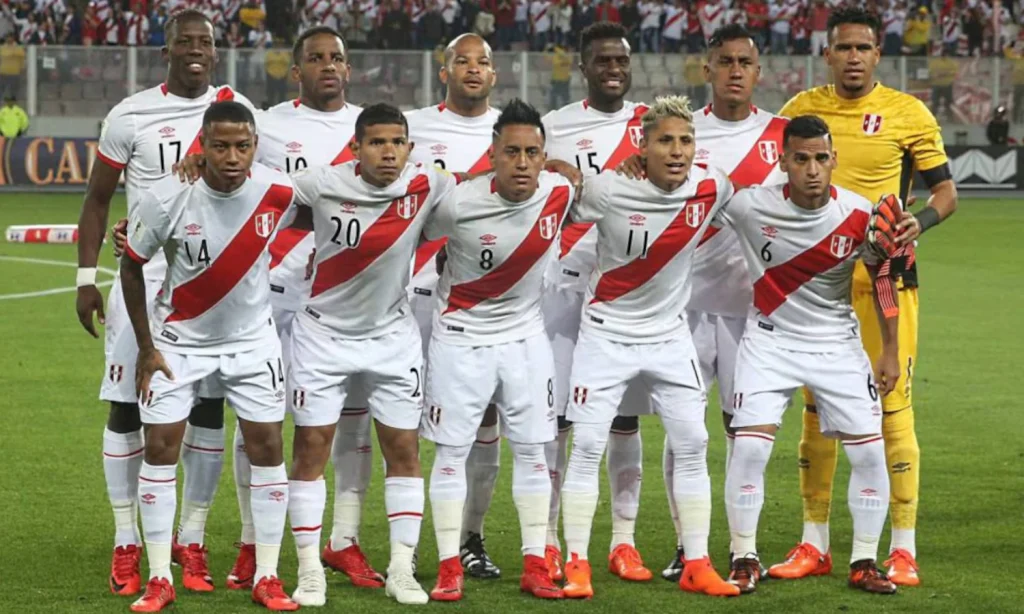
[
  {"xmin": 110, "ymin": 544, "xmax": 143, "ymax": 596},
  {"xmin": 679, "ymin": 557, "xmax": 740, "ymax": 597},
  {"xmin": 252, "ymin": 576, "xmax": 300, "ymax": 611},
  {"xmin": 130, "ymin": 577, "xmax": 176, "ymax": 612},
  {"xmin": 884, "ymin": 549, "xmax": 921, "ymax": 587},
  {"xmin": 608, "ymin": 544, "xmax": 653, "ymax": 582},
  {"xmin": 563, "ymin": 554, "xmax": 594, "ymax": 599},
  {"xmin": 849, "ymin": 559, "xmax": 897, "ymax": 595},
  {"xmin": 545, "ymin": 545, "xmax": 564, "ymax": 582},
  {"xmin": 174, "ymin": 542, "xmax": 214, "ymax": 592},
  {"xmin": 520, "ymin": 554, "xmax": 564, "ymax": 599},
  {"xmin": 323, "ymin": 542, "xmax": 385, "ymax": 588},
  {"xmin": 768, "ymin": 542, "xmax": 833, "ymax": 579},
  {"xmin": 226, "ymin": 543, "xmax": 256, "ymax": 590},
  {"xmin": 430, "ymin": 556, "xmax": 464, "ymax": 602}
]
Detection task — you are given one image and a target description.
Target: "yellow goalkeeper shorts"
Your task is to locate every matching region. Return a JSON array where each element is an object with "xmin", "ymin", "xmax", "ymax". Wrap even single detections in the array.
[{"xmin": 852, "ymin": 286, "xmax": 919, "ymax": 413}]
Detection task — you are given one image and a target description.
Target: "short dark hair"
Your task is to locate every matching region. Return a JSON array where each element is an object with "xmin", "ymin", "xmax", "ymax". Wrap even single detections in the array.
[
  {"xmin": 292, "ymin": 26, "xmax": 347, "ymax": 65},
  {"xmin": 492, "ymin": 98, "xmax": 545, "ymax": 140},
  {"xmin": 707, "ymin": 24, "xmax": 756, "ymax": 53},
  {"xmin": 826, "ymin": 6, "xmax": 881, "ymax": 43},
  {"xmin": 165, "ymin": 9, "xmax": 214, "ymax": 41},
  {"xmin": 355, "ymin": 103, "xmax": 408, "ymax": 141},
  {"xmin": 783, "ymin": 115, "xmax": 831, "ymax": 148},
  {"xmin": 202, "ymin": 100, "xmax": 256, "ymax": 130},
  {"xmin": 579, "ymin": 22, "xmax": 628, "ymax": 62}
]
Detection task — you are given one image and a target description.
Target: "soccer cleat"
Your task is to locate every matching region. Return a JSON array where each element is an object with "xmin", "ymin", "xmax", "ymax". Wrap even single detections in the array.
[
  {"xmin": 679, "ymin": 556, "xmax": 740, "ymax": 597},
  {"xmin": 175, "ymin": 542, "xmax": 214, "ymax": 592},
  {"xmin": 322, "ymin": 542, "xmax": 385, "ymax": 588},
  {"xmin": 728, "ymin": 556, "xmax": 762, "ymax": 594},
  {"xmin": 130, "ymin": 577, "xmax": 175, "ymax": 612},
  {"xmin": 252, "ymin": 576, "xmax": 300, "ymax": 611},
  {"xmin": 608, "ymin": 544, "xmax": 653, "ymax": 582},
  {"xmin": 849, "ymin": 559, "xmax": 898, "ymax": 594},
  {"xmin": 430, "ymin": 556, "xmax": 464, "ymax": 601},
  {"xmin": 545, "ymin": 544, "xmax": 564, "ymax": 582},
  {"xmin": 563, "ymin": 553, "xmax": 594, "ymax": 599},
  {"xmin": 110, "ymin": 544, "xmax": 143, "ymax": 596},
  {"xmin": 521, "ymin": 554, "xmax": 564, "ymax": 599},
  {"xmin": 768, "ymin": 542, "xmax": 833, "ymax": 579},
  {"xmin": 291, "ymin": 566, "xmax": 327, "ymax": 607},
  {"xmin": 460, "ymin": 532, "xmax": 501, "ymax": 579},
  {"xmin": 386, "ymin": 566, "xmax": 429, "ymax": 605},
  {"xmin": 227, "ymin": 543, "xmax": 256, "ymax": 590},
  {"xmin": 884, "ymin": 548, "xmax": 921, "ymax": 586},
  {"xmin": 661, "ymin": 546, "xmax": 686, "ymax": 582}
]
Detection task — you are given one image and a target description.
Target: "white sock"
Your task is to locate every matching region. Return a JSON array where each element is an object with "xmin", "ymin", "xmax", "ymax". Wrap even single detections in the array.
[
  {"xmin": 662, "ymin": 435, "xmax": 683, "ymax": 548},
  {"xmin": 289, "ymin": 479, "xmax": 326, "ymax": 574},
  {"xmin": 178, "ymin": 424, "xmax": 225, "ymax": 545},
  {"xmin": 250, "ymin": 464, "xmax": 288, "ymax": 582},
  {"xmin": 462, "ymin": 422, "xmax": 501, "ymax": 541},
  {"xmin": 725, "ymin": 432, "xmax": 775, "ymax": 558},
  {"xmin": 232, "ymin": 425, "xmax": 255, "ymax": 544},
  {"xmin": 801, "ymin": 521, "xmax": 831, "ymax": 555},
  {"xmin": 561, "ymin": 422, "xmax": 609, "ymax": 561},
  {"xmin": 509, "ymin": 441, "xmax": 551, "ymax": 558},
  {"xmin": 331, "ymin": 410, "xmax": 373, "ymax": 550},
  {"xmin": 430, "ymin": 444, "xmax": 471, "ymax": 561},
  {"xmin": 543, "ymin": 426, "xmax": 570, "ymax": 549},
  {"xmin": 725, "ymin": 432, "xmax": 735, "ymax": 473},
  {"xmin": 890, "ymin": 528, "xmax": 916, "ymax": 558},
  {"xmin": 103, "ymin": 427, "xmax": 144, "ymax": 548},
  {"xmin": 385, "ymin": 476, "xmax": 424, "ymax": 572},
  {"xmin": 664, "ymin": 417, "xmax": 712, "ymax": 560},
  {"xmin": 138, "ymin": 462, "xmax": 177, "ymax": 581},
  {"xmin": 606, "ymin": 427, "xmax": 642, "ymax": 551},
  {"xmin": 843, "ymin": 436, "xmax": 889, "ymax": 564}
]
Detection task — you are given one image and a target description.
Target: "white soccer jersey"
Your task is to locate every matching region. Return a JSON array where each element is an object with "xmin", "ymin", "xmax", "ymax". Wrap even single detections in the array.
[
  {"xmin": 293, "ymin": 161, "xmax": 458, "ymax": 337},
  {"xmin": 640, "ymin": 0, "xmax": 663, "ymax": 29},
  {"xmin": 542, "ymin": 99, "xmax": 649, "ymax": 291},
  {"xmin": 663, "ymin": 5, "xmax": 686, "ymax": 40},
  {"xmin": 124, "ymin": 163, "xmax": 295, "ymax": 355},
  {"xmin": 689, "ymin": 105, "xmax": 787, "ymax": 317},
  {"xmin": 258, "ymin": 99, "xmax": 363, "ymax": 313},
  {"xmin": 530, "ymin": 0, "xmax": 552, "ymax": 32},
  {"xmin": 700, "ymin": 0, "xmax": 727, "ymax": 38},
  {"xmin": 97, "ymin": 83, "xmax": 256, "ymax": 281},
  {"xmin": 572, "ymin": 165, "xmax": 734, "ymax": 344},
  {"xmin": 424, "ymin": 172, "xmax": 575, "ymax": 345},
  {"xmin": 718, "ymin": 183, "xmax": 881, "ymax": 351}
]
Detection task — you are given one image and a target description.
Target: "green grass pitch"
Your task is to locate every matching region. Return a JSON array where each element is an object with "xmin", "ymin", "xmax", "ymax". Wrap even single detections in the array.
[{"xmin": 0, "ymin": 194, "xmax": 1021, "ymax": 613}]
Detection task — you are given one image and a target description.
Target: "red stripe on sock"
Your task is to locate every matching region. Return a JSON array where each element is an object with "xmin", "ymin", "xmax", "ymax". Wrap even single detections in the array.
[
  {"xmin": 139, "ymin": 475, "xmax": 176, "ymax": 483},
  {"xmin": 183, "ymin": 443, "xmax": 225, "ymax": 453},
  {"xmin": 726, "ymin": 434, "xmax": 736, "ymax": 440},
  {"xmin": 341, "ymin": 409, "xmax": 369, "ymax": 416},
  {"xmin": 104, "ymin": 447, "xmax": 144, "ymax": 458},
  {"xmin": 736, "ymin": 432, "xmax": 775, "ymax": 442},
  {"xmin": 292, "ymin": 525, "xmax": 322, "ymax": 533},
  {"xmin": 475, "ymin": 436, "xmax": 500, "ymax": 445},
  {"xmin": 250, "ymin": 482, "xmax": 289, "ymax": 488},
  {"xmin": 387, "ymin": 512, "xmax": 424, "ymax": 520},
  {"xmin": 843, "ymin": 436, "xmax": 884, "ymax": 447},
  {"xmin": 609, "ymin": 429, "xmax": 639, "ymax": 435}
]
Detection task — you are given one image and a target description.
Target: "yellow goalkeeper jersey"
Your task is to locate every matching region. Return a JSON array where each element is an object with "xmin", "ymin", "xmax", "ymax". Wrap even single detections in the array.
[{"xmin": 779, "ymin": 82, "xmax": 949, "ymax": 290}]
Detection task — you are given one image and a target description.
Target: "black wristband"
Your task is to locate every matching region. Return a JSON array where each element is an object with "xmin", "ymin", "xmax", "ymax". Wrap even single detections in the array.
[{"xmin": 913, "ymin": 206, "xmax": 941, "ymax": 233}]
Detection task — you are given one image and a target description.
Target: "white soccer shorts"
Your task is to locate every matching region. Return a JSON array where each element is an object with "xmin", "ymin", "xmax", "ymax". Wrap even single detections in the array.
[
  {"xmin": 288, "ymin": 315, "xmax": 423, "ymax": 429},
  {"xmin": 421, "ymin": 333, "xmax": 557, "ymax": 446},
  {"xmin": 100, "ymin": 278, "xmax": 163, "ymax": 403},
  {"xmin": 566, "ymin": 330, "xmax": 706, "ymax": 425},
  {"xmin": 409, "ymin": 269, "xmax": 439, "ymax": 359},
  {"xmin": 141, "ymin": 337, "xmax": 286, "ymax": 425},
  {"xmin": 730, "ymin": 336, "xmax": 884, "ymax": 437},
  {"xmin": 687, "ymin": 309, "xmax": 746, "ymax": 415}
]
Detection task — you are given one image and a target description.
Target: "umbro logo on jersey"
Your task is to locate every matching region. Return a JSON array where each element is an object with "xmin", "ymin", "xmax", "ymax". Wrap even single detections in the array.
[
  {"xmin": 758, "ymin": 141, "xmax": 779, "ymax": 164},
  {"xmin": 431, "ymin": 143, "xmax": 447, "ymax": 154},
  {"xmin": 576, "ymin": 138, "xmax": 593, "ymax": 150},
  {"xmin": 480, "ymin": 233, "xmax": 497, "ymax": 246},
  {"xmin": 760, "ymin": 225, "xmax": 778, "ymax": 239},
  {"xmin": 255, "ymin": 212, "xmax": 277, "ymax": 238},
  {"xmin": 286, "ymin": 141, "xmax": 302, "ymax": 152},
  {"xmin": 185, "ymin": 223, "xmax": 202, "ymax": 236},
  {"xmin": 860, "ymin": 488, "xmax": 878, "ymax": 497},
  {"xmin": 830, "ymin": 234, "xmax": 854, "ymax": 258},
  {"xmin": 159, "ymin": 126, "xmax": 175, "ymax": 137},
  {"xmin": 396, "ymin": 194, "xmax": 420, "ymax": 220},
  {"xmin": 341, "ymin": 202, "xmax": 357, "ymax": 213},
  {"xmin": 695, "ymin": 148, "xmax": 710, "ymax": 160},
  {"xmin": 685, "ymin": 202, "xmax": 706, "ymax": 228},
  {"xmin": 863, "ymin": 114, "xmax": 883, "ymax": 135},
  {"xmin": 539, "ymin": 214, "xmax": 558, "ymax": 240},
  {"xmin": 629, "ymin": 213, "xmax": 646, "ymax": 226},
  {"xmin": 269, "ymin": 490, "xmax": 286, "ymax": 502},
  {"xmin": 628, "ymin": 126, "xmax": 644, "ymax": 148},
  {"xmin": 141, "ymin": 493, "xmax": 156, "ymax": 505}
]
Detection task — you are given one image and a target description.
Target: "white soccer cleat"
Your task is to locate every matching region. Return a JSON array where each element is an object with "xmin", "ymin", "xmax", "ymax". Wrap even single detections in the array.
[
  {"xmin": 385, "ymin": 567, "xmax": 429, "ymax": 605},
  {"xmin": 291, "ymin": 567, "xmax": 327, "ymax": 607}
]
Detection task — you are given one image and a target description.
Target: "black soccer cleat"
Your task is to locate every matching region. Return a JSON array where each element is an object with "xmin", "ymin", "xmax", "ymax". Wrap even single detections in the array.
[{"xmin": 460, "ymin": 532, "xmax": 501, "ymax": 579}]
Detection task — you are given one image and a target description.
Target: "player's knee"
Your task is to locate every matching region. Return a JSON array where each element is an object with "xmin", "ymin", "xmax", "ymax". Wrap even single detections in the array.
[
  {"xmin": 379, "ymin": 429, "xmax": 420, "ymax": 476},
  {"xmin": 480, "ymin": 404, "xmax": 499, "ymax": 427},
  {"xmin": 557, "ymin": 416, "xmax": 573, "ymax": 432},
  {"xmin": 107, "ymin": 401, "xmax": 142, "ymax": 433},
  {"xmin": 290, "ymin": 425, "xmax": 334, "ymax": 480},
  {"xmin": 143, "ymin": 424, "xmax": 186, "ymax": 465},
  {"xmin": 242, "ymin": 425, "xmax": 284, "ymax": 467},
  {"xmin": 568, "ymin": 423, "xmax": 608, "ymax": 473},
  {"xmin": 610, "ymin": 415, "xmax": 639, "ymax": 433},
  {"xmin": 188, "ymin": 398, "xmax": 225, "ymax": 429},
  {"xmin": 663, "ymin": 419, "xmax": 708, "ymax": 474}
]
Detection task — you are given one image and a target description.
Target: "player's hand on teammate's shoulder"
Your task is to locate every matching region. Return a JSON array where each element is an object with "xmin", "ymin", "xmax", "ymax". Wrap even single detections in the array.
[
  {"xmin": 135, "ymin": 346, "xmax": 174, "ymax": 406},
  {"xmin": 304, "ymin": 249, "xmax": 316, "ymax": 281},
  {"xmin": 544, "ymin": 159, "xmax": 584, "ymax": 192},
  {"xmin": 615, "ymin": 154, "xmax": 645, "ymax": 180},
  {"xmin": 172, "ymin": 153, "xmax": 205, "ymax": 184},
  {"xmin": 111, "ymin": 218, "xmax": 128, "ymax": 258},
  {"xmin": 893, "ymin": 194, "xmax": 922, "ymax": 246}
]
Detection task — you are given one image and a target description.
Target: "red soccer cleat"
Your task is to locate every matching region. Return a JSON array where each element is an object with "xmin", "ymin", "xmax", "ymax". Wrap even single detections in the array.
[
  {"xmin": 252, "ymin": 576, "xmax": 300, "ymax": 611},
  {"xmin": 563, "ymin": 554, "xmax": 593, "ymax": 599},
  {"xmin": 521, "ymin": 554, "xmax": 564, "ymax": 599},
  {"xmin": 679, "ymin": 556, "xmax": 740, "ymax": 597},
  {"xmin": 227, "ymin": 543, "xmax": 256, "ymax": 590},
  {"xmin": 545, "ymin": 544, "xmax": 564, "ymax": 582},
  {"xmin": 884, "ymin": 549, "xmax": 921, "ymax": 587},
  {"xmin": 110, "ymin": 545, "xmax": 142, "ymax": 596},
  {"xmin": 430, "ymin": 556, "xmax": 464, "ymax": 601},
  {"xmin": 768, "ymin": 542, "xmax": 833, "ymax": 579},
  {"xmin": 322, "ymin": 542, "xmax": 385, "ymax": 588},
  {"xmin": 174, "ymin": 542, "xmax": 214, "ymax": 592},
  {"xmin": 130, "ymin": 577, "xmax": 175, "ymax": 612},
  {"xmin": 608, "ymin": 544, "xmax": 653, "ymax": 582}
]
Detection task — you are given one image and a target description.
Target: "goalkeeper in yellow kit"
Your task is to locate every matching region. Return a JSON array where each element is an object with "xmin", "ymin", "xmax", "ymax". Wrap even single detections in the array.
[{"xmin": 772, "ymin": 6, "xmax": 958, "ymax": 587}]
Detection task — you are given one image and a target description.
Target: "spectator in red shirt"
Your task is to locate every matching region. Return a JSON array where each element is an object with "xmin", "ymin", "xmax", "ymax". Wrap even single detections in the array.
[
  {"xmin": 809, "ymin": 0, "xmax": 829, "ymax": 55},
  {"xmin": 791, "ymin": 6, "xmax": 810, "ymax": 54},
  {"xmin": 82, "ymin": 3, "xmax": 100, "ymax": 46},
  {"xmin": 596, "ymin": 0, "xmax": 620, "ymax": 23},
  {"xmin": 745, "ymin": 0, "xmax": 768, "ymax": 50},
  {"xmin": 495, "ymin": 0, "xmax": 517, "ymax": 49}
]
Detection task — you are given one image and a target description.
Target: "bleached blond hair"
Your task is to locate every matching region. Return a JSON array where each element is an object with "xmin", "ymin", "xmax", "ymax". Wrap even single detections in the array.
[{"xmin": 641, "ymin": 96, "xmax": 695, "ymax": 138}]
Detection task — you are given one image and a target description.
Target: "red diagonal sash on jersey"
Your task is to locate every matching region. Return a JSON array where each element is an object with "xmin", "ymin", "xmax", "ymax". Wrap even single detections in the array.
[
  {"xmin": 311, "ymin": 174, "xmax": 431, "ymax": 297},
  {"xmin": 184, "ymin": 87, "xmax": 236, "ymax": 157},
  {"xmin": 590, "ymin": 178, "xmax": 717, "ymax": 304},
  {"xmin": 752, "ymin": 208, "xmax": 869, "ymax": 316},
  {"xmin": 444, "ymin": 186, "xmax": 571, "ymax": 314},
  {"xmin": 165, "ymin": 184, "xmax": 294, "ymax": 323},
  {"xmin": 663, "ymin": 11, "xmax": 683, "ymax": 32}
]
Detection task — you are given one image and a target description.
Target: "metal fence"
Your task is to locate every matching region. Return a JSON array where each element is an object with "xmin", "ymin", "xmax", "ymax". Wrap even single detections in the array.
[{"xmin": 6, "ymin": 45, "xmax": 1020, "ymax": 125}]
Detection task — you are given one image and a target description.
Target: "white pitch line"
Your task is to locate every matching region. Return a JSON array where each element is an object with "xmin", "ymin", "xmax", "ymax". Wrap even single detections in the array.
[{"xmin": 0, "ymin": 256, "xmax": 118, "ymax": 301}]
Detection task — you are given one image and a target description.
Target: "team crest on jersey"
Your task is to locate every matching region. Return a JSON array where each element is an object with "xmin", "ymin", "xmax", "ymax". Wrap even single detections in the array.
[
  {"xmin": 685, "ymin": 202, "xmax": 706, "ymax": 228},
  {"xmin": 109, "ymin": 364, "xmax": 123, "ymax": 383},
  {"xmin": 255, "ymin": 212, "xmax": 276, "ymax": 238},
  {"xmin": 862, "ymin": 114, "xmax": 883, "ymax": 135},
  {"xmin": 830, "ymin": 234, "xmax": 854, "ymax": 258},
  {"xmin": 573, "ymin": 387, "xmax": 588, "ymax": 405},
  {"xmin": 539, "ymin": 214, "xmax": 559, "ymax": 240},
  {"xmin": 293, "ymin": 389, "xmax": 306, "ymax": 408},
  {"xmin": 396, "ymin": 194, "xmax": 420, "ymax": 220},
  {"xmin": 628, "ymin": 126, "xmax": 644, "ymax": 148},
  {"xmin": 758, "ymin": 141, "xmax": 779, "ymax": 164}
]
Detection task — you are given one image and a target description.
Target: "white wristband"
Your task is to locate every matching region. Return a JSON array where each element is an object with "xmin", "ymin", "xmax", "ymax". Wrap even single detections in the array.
[{"xmin": 76, "ymin": 267, "xmax": 98, "ymax": 288}]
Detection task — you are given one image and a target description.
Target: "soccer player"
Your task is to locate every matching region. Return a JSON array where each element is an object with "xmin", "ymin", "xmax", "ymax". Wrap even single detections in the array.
[
  {"xmin": 285, "ymin": 104, "xmax": 457, "ymax": 606},
  {"xmin": 74, "ymin": 10, "xmax": 255, "ymax": 596},
  {"xmin": 559, "ymin": 96, "xmax": 738, "ymax": 600},
  {"xmin": 722, "ymin": 115, "xmax": 901, "ymax": 596},
  {"xmin": 422, "ymin": 99, "xmax": 571, "ymax": 602},
  {"xmin": 540, "ymin": 21, "xmax": 651, "ymax": 584},
  {"xmin": 773, "ymin": 7, "xmax": 957, "ymax": 586},
  {"xmin": 120, "ymin": 101, "xmax": 298, "ymax": 612}
]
